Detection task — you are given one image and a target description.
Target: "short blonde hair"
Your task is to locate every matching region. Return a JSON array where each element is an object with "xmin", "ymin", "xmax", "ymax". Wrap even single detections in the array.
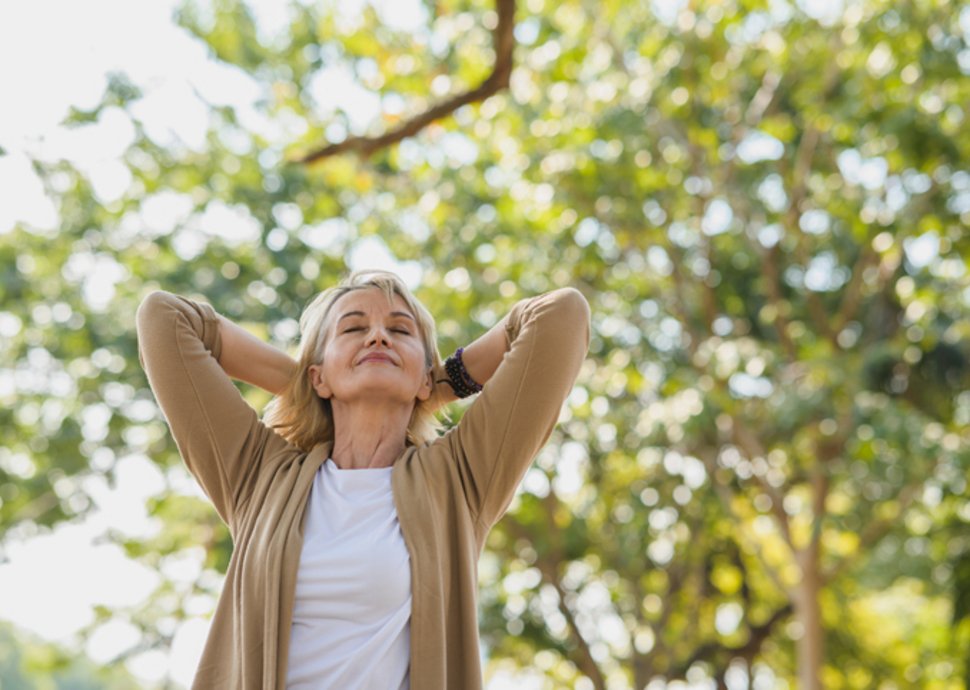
[{"xmin": 264, "ymin": 270, "xmax": 444, "ymax": 451}]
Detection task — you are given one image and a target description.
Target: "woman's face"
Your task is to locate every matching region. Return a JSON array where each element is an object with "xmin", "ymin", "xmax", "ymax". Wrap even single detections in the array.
[{"xmin": 308, "ymin": 287, "xmax": 432, "ymax": 406}]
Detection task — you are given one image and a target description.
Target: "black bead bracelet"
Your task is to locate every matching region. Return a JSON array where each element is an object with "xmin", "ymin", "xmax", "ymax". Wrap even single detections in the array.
[{"xmin": 442, "ymin": 347, "xmax": 483, "ymax": 398}]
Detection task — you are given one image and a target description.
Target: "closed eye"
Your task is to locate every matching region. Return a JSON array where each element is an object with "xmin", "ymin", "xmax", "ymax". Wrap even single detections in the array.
[{"xmin": 342, "ymin": 327, "xmax": 411, "ymax": 335}]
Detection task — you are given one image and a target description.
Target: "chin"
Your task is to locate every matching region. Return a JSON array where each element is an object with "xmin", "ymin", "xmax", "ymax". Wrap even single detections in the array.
[{"xmin": 337, "ymin": 384, "xmax": 419, "ymax": 404}]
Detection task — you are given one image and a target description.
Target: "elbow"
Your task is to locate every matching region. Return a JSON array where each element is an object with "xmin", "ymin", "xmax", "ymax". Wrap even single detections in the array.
[
  {"xmin": 139, "ymin": 290, "xmax": 176, "ymax": 308},
  {"xmin": 136, "ymin": 291, "xmax": 191, "ymax": 344},
  {"xmin": 135, "ymin": 291, "xmax": 175, "ymax": 371},
  {"xmin": 136, "ymin": 290, "xmax": 175, "ymax": 331},
  {"xmin": 550, "ymin": 287, "xmax": 591, "ymax": 344},
  {"xmin": 553, "ymin": 287, "xmax": 591, "ymax": 321}
]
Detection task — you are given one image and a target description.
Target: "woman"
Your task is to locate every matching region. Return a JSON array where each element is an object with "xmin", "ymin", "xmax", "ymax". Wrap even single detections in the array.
[{"xmin": 135, "ymin": 269, "xmax": 590, "ymax": 689}]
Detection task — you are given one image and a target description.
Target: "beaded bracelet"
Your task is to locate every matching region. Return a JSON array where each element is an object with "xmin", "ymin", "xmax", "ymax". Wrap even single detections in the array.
[{"xmin": 442, "ymin": 347, "xmax": 483, "ymax": 398}]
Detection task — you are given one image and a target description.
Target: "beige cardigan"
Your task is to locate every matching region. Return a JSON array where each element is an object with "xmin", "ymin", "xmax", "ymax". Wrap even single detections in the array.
[{"xmin": 136, "ymin": 287, "xmax": 590, "ymax": 689}]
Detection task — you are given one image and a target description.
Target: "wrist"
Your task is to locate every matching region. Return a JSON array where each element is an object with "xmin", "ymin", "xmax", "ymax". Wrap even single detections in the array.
[{"xmin": 443, "ymin": 347, "xmax": 483, "ymax": 399}]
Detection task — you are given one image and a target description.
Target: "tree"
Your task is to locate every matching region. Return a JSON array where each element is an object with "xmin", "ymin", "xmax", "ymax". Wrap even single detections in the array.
[
  {"xmin": 1, "ymin": 0, "xmax": 967, "ymax": 686},
  {"xmin": 0, "ymin": 622, "xmax": 142, "ymax": 689}
]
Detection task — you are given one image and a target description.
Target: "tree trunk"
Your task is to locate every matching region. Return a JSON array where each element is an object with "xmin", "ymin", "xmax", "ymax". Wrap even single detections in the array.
[{"xmin": 794, "ymin": 543, "xmax": 824, "ymax": 690}]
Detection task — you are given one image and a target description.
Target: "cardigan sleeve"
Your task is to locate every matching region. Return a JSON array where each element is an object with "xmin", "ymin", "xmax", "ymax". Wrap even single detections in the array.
[
  {"xmin": 446, "ymin": 287, "xmax": 591, "ymax": 531},
  {"xmin": 135, "ymin": 290, "xmax": 291, "ymax": 527}
]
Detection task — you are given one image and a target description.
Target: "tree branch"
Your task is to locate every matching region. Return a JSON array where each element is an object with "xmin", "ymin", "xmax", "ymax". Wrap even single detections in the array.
[
  {"xmin": 808, "ymin": 461, "xmax": 830, "ymax": 552},
  {"xmin": 807, "ymin": 406, "xmax": 853, "ymax": 549},
  {"xmin": 835, "ymin": 178, "xmax": 946, "ymax": 335},
  {"xmin": 832, "ymin": 242, "xmax": 878, "ymax": 335},
  {"xmin": 822, "ymin": 479, "xmax": 925, "ymax": 585},
  {"xmin": 782, "ymin": 124, "xmax": 839, "ymax": 347},
  {"xmin": 504, "ymin": 500, "xmax": 607, "ymax": 689},
  {"xmin": 640, "ymin": 554, "xmax": 691, "ymax": 674},
  {"xmin": 292, "ymin": 0, "xmax": 517, "ymax": 164},
  {"xmin": 669, "ymin": 602, "xmax": 793, "ymax": 677},
  {"xmin": 666, "ymin": 240, "xmax": 711, "ymax": 360},
  {"xmin": 537, "ymin": 563, "xmax": 608, "ymax": 690},
  {"xmin": 761, "ymin": 243, "xmax": 798, "ymax": 361},
  {"xmin": 778, "ymin": 32, "xmax": 846, "ymax": 349},
  {"xmin": 744, "ymin": 71, "xmax": 782, "ymax": 128},
  {"xmin": 730, "ymin": 425, "xmax": 795, "ymax": 550},
  {"xmin": 697, "ymin": 448, "xmax": 794, "ymax": 599}
]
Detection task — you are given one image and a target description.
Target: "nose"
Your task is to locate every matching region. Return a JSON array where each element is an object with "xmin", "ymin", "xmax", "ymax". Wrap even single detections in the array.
[{"xmin": 365, "ymin": 324, "xmax": 392, "ymax": 348}]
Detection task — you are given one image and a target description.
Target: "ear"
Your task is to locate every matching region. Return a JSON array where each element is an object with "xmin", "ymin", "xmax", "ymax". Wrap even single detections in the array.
[
  {"xmin": 308, "ymin": 363, "xmax": 333, "ymax": 400},
  {"xmin": 415, "ymin": 367, "xmax": 433, "ymax": 402}
]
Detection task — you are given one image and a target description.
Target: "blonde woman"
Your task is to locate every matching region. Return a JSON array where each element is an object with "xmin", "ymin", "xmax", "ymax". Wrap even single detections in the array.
[{"xmin": 135, "ymin": 269, "xmax": 590, "ymax": 689}]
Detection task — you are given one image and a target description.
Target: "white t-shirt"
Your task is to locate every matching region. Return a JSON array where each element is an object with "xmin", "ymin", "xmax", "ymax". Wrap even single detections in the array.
[{"xmin": 286, "ymin": 458, "xmax": 411, "ymax": 690}]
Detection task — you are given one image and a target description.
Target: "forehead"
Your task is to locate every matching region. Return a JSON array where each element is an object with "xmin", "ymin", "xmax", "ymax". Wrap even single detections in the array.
[{"xmin": 331, "ymin": 287, "xmax": 414, "ymax": 318}]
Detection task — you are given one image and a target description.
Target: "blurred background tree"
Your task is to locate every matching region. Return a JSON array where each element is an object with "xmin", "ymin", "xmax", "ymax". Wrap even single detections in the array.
[
  {"xmin": 0, "ymin": 622, "xmax": 141, "ymax": 689},
  {"xmin": 0, "ymin": 0, "xmax": 968, "ymax": 687}
]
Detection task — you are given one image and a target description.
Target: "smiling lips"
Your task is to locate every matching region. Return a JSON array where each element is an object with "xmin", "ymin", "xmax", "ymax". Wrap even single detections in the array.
[{"xmin": 358, "ymin": 352, "xmax": 395, "ymax": 365}]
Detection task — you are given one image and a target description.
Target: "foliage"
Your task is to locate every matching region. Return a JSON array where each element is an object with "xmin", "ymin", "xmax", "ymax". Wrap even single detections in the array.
[
  {"xmin": 1, "ymin": 0, "xmax": 968, "ymax": 686},
  {"xmin": 0, "ymin": 622, "xmax": 141, "ymax": 689}
]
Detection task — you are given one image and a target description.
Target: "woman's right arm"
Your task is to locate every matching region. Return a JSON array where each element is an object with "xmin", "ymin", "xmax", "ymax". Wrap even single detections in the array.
[
  {"xmin": 216, "ymin": 314, "xmax": 297, "ymax": 396},
  {"xmin": 135, "ymin": 291, "xmax": 291, "ymax": 527}
]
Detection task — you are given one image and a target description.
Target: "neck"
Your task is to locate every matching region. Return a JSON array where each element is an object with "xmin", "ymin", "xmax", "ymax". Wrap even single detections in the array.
[{"xmin": 329, "ymin": 399, "xmax": 413, "ymax": 469}]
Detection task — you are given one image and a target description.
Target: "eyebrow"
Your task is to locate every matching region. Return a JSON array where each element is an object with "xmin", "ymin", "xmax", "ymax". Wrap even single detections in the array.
[{"xmin": 337, "ymin": 310, "xmax": 415, "ymax": 323}]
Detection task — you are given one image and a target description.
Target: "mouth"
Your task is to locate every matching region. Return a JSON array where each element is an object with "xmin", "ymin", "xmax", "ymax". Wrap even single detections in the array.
[{"xmin": 358, "ymin": 353, "xmax": 395, "ymax": 365}]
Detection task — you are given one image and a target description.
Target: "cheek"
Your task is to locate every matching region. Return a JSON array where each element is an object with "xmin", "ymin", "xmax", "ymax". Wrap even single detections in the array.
[
  {"xmin": 406, "ymin": 342, "xmax": 430, "ymax": 371},
  {"xmin": 322, "ymin": 336, "xmax": 352, "ymax": 364},
  {"xmin": 316, "ymin": 343, "xmax": 348, "ymax": 385}
]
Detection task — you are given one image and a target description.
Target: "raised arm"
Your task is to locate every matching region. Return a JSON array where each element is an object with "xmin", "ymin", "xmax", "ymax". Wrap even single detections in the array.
[
  {"xmin": 216, "ymin": 314, "xmax": 298, "ymax": 395},
  {"xmin": 135, "ymin": 291, "xmax": 292, "ymax": 527},
  {"xmin": 442, "ymin": 287, "xmax": 591, "ymax": 530},
  {"xmin": 432, "ymin": 313, "xmax": 511, "ymax": 407}
]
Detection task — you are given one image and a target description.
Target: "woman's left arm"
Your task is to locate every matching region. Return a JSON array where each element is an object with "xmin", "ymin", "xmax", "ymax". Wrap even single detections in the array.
[
  {"xmin": 440, "ymin": 287, "xmax": 591, "ymax": 530},
  {"xmin": 432, "ymin": 313, "xmax": 513, "ymax": 407}
]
